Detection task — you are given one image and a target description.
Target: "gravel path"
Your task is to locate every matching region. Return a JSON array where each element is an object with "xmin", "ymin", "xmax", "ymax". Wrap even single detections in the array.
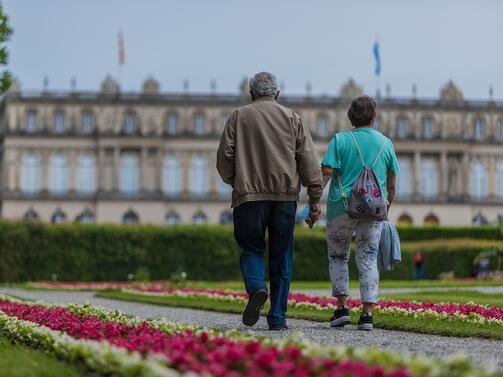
[
  {"xmin": 1, "ymin": 288, "xmax": 502, "ymax": 371},
  {"xmin": 296, "ymin": 286, "xmax": 503, "ymax": 297}
]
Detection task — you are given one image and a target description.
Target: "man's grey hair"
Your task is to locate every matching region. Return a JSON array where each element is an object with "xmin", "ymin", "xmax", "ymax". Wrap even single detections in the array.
[{"xmin": 249, "ymin": 72, "xmax": 279, "ymax": 98}]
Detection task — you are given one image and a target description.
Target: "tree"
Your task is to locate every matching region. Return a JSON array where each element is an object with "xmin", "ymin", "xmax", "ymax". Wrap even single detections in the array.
[{"xmin": 0, "ymin": 2, "xmax": 13, "ymax": 94}]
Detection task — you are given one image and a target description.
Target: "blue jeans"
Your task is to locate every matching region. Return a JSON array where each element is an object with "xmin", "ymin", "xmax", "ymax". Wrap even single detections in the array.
[{"xmin": 233, "ymin": 201, "xmax": 296, "ymax": 326}]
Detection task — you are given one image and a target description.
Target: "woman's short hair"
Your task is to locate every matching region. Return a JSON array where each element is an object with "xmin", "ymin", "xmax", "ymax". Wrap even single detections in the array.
[{"xmin": 347, "ymin": 96, "xmax": 376, "ymax": 127}]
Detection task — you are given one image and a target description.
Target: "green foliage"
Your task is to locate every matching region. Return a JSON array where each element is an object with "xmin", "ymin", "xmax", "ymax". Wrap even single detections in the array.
[
  {"xmin": 1, "ymin": 221, "xmax": 502, "ymax": 282},
  {"xmin": 0, "ymin": 3, "xmax": 12, "ymax": 93}
]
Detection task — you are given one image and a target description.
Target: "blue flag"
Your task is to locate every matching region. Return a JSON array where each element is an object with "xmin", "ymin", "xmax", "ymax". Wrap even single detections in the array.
[{"xmin": 373, "ymin": 41, "xmax": 381, "ymax": 76}]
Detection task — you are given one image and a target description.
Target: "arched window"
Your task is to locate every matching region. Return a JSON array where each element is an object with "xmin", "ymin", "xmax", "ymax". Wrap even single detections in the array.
[
  {"xmin": 162, "ymin": 155, "xmax": 182, "ymax": 195},
  {"xmin": 220, "ymin": 210, "xmax": 233, "ymax": 225},
  {"xmin": 76, "ymin": 210, "xmax": 95, "ymax": 224},
  {"xmin": 54, "ymin": 111, "xmax": 65, "ymax": 133},
  {"xmin": 496, "ymin": 160, "xmax": 503, "ymax": 200},
  {"xmin": 396, "ymin": 157, "xmax": 412, "ymax": 198},
  {"xmin": 81, "ymin": 111, "xmax": 94, "ymax": 133},
  {"xmin": 424, "ymin": 213, "xmax": 440, "ymax": 226},
  {"xmin": 123, "ymin": 209, "xmax": 139, "ymax": 225},
  {"xmin": 20, "ymin": 154, "xmax": 41, "ymax": 194},
  {"xmin": 23, "ymin": 208, "xmax": 39, "ymax": 222},
  {"xmin": 165, "ymin": 113, "xmax": 178, "ymax": 134},
  {"xmin": 316, "ymin": 115, "xmax": 329, "ymax": 137},
  {"xmin": 26, "ymin": 110, "xmax": 38, "ymax": 132},
  {"xmin": 192, "ymin": 211, "xmax": 207, "ymax": 225},
  {"xmin": 51, "ymin": 209, "xmax": 67, "ymax": 224},
  {"xmin": 76, "ymin": 154, "xmax": 96, "ymax": 194},
  {"xmin": 396, "ymin": 117, "xmax": 408, "ymax": 139},
  {"xmin": 123, "ymin": 111, "xmax": 137, "ymax": 134},
  {"xmin": 221, "ymin": 113, "xmax": 230, "ymax": 130},
  {"xmin": 420, "ymin": 157, "xmax": 438, "ymax": 199},
  {"xmin": 471, "ymin": 160, "xmax": 488, "ymax": 200},
  {"xmin": 474, "ymin": 119, "xmax": 485, "ymax": 140},
  {"xmin": 190, "ymin": 156, "xmax": 209, "ymax": 196},
  {"xmin": 472, "ymin": 212, "xmax": 488, "ymax": 226},
  {"xmin": 48, "ymin": 154, "xmax": 69, "ymax": 194},
  {"xmin": 397, "ymin": 213, "xmax": 413, "ymax": 226},
  {"xmin": 120, "ymin": 154, "xmax": 139, "ymax": 194},
  {"xmin": 217, "ymin": 177, "xmax": 232, "ymax": 198},
  {"xmin": 422, "ymin": 117, "xmax": 434, "ymax": 139},
  {"xmin": 165, "ymin": 211, "xmax": 181, "ymax": 226},
  {"xmin": 194, "ymin": 114, "xmax": 206, "ymax": 135}
]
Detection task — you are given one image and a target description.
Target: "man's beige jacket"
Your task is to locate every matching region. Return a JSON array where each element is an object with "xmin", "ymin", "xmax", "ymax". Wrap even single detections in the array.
[{"xmin": 217, "ymin": 97, "xmax": 323, "ymax": 208}]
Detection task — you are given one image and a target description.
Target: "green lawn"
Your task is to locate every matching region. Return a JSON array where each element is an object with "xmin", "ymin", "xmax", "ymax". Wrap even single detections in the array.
[
  {"xmin": 383, "ymin": 290, "xmax": 503, "ymax": 307},
  {"xmin": 96, "ymin": 290, "xmax": 503, "ymax": 340},
  {"xmin": 0, "ymin": 336, "xmax": 94, "ymax": 377}
]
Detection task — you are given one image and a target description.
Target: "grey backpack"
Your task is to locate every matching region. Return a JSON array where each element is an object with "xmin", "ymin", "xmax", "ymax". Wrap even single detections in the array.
[{"xmin": 337, "ymin": 131, "xmax": 388, "ymax": 221}]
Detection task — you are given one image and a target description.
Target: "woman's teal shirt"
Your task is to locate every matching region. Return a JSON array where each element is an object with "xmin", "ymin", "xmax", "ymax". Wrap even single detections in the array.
[{"xmin": 321, "ymin": 128, "xmax": 400, "ymax": 219}]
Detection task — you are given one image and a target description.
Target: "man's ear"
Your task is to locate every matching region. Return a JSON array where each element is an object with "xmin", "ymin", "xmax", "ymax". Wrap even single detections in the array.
[
  {"xmin": 274, "ymin": 90, "xmax": 280, "ymax": 100},
  {"xmin": 249, "ymin": 90, "xmax": 255, "ymax": 101}
]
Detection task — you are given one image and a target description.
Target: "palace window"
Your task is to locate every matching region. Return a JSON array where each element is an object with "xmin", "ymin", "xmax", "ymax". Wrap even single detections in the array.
[
  {"xmin": 397, "ymin": 213, "xmax": 413, "ymax": 226},
  {"xmin": 424, "ymin": 213, "xmax": 440, "ymax": 226},
  {"xmin": 496, "ymin": 160, "xmax": 503, "ymax": 199},
  {"xmin": 54, "ymin": 111, "xmax": 65, "ymax": 133},
  {"xmin": 474, "ymin": 119, "xmax": 485, "ymax": 140},
  {"xmin": 471, "ymin": 160, "xmax": 488, "ymax": 200},
  {"xmin": 26, "ymin": 110, "xmax": 38, "ymax": 132},
  {"xmin": 122, "ymin": 210, "xmax": 139, "ymax": 225},
  {"xmin": 166, "ymin": 113, "xmax": 178, "ymax": 134},
  {"xmin": 120, "ymin": 154, "xmax": 139, "ymax": 194},
  {"xmin": 396, "ymin": 157, "xmax": 412, "ymax": 198},
  {"xmin": 162, "ymin": 155, "xmax": 182, "ymax": 195},
  {"xmin": 76, "ymin": 210, "xmax": 95, "ymax": 224},
  {"xmin": 81, "ymin": 112, "xmax": 94, "ymax": 133},
  {"xmin": 396, "ymin": 117, "xmax": 408, "ymax": 139},
  {"xmin": 194, "ymin": 114, "xmax": 206, "ymax": 135},
  {"xmin": 472, "ymin": 213, "xmax": 489, "ymax": 226},
  {"xmin": 165, "ymin": 211, "xmax": 181, "ymax": 226},
  {"xmin": 419, "ymin": 157, "xmax": 438, "ymax": 198},
  {"xmin": 48, "ymin": 154, "xmax": 69, "ymax": 194},
  {"xmin": 51, "ymin": 209, "xmax": 67, "ymax": 224},
  {"xmin": 190, "ymin": 156, "xmax": 209, "ymax": 196},
  {"xmin": 422, "ymin": 117, "xmax": 433, "ymax": 139},
  {"xmin": 192, "ymin": 211, "xmax": 207, "ymax": 225},
  {"xmin": 76, "ymin": 154, "xmax": 96, "ymax": 194},
  {"xmin": 123, "ymin": 112, "xmax": 137, "ymax": 134},
  {"xmin": 316, "ymin": 115, "xmax": 329, "ymax": 137},
  {"xmin": 220, "ymin": 210, "xmax": 233, "ymax": 225},
  {"xmin": 23, "ymin": 208, "xmax": 40, "ymax": 222},
  {"xmin": 221, "ymin": 113, "xmax": 230, "ymax": 130},
  {"xmin": 218, "ymin": 177, "xmax": 232, "ymax": 198},
  {"xmin": 20, "ymin": 154, "xmax": 41, "ymax": 194}
]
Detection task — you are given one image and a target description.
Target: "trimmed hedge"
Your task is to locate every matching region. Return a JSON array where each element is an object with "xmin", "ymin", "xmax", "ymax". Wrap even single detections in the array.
[{"xmin": 0, "ymin": 221, "xmax": 501, "ymax": 282}]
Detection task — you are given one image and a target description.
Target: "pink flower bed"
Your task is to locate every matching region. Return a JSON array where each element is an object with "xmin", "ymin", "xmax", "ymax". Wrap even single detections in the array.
[
  {"xmin": 31, "ymin": 281, "xmax": 171, "ymax": 291},
  {"xmin": 0, "ymin": 300, "xmax": 410, "ymax": 377}
]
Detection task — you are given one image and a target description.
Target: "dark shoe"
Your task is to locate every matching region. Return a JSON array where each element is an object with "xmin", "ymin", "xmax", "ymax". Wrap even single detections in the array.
[
  {"xmin": 330, "ymin": 307, "xmax": 351, "ymax": 328},
  {"xmin": 242, "ymin": 289, "xmax": 268, "ymax": 326},
  {"xmin": 357, "ymin": 312, "xmax": 373, "ymax": 331},
  {"xmin": 268, "ymin": 323, "xmax": 288, "ymax": 331}
]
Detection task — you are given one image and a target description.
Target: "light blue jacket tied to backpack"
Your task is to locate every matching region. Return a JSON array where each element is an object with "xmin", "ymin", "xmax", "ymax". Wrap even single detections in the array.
[{"xmin": 378, "ymin": 221, "xmax": 401, "ymax": 271}]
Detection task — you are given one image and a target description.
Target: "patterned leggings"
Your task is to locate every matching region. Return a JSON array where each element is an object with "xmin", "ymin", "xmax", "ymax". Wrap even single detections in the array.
[{"xmin": 327, "ymin": 214, "xmax": 382, "ymax": 304}]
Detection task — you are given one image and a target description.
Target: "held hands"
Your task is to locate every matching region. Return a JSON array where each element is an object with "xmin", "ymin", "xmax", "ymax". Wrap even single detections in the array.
[{"xmin": 305, "ymin": 203, "xmax": 321, "ymax": 229}]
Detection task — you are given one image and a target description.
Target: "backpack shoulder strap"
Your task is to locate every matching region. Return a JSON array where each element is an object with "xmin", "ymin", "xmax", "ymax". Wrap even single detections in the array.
[
  {"xmin": 348, "ymin": 131, "xmax": 365, "ymax": 167},
  {"xmin": 371, "ymin": 136, "xmax": 388, "ymax": 169}
]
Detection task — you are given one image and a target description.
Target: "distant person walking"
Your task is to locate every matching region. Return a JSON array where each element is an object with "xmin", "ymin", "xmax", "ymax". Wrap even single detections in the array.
[
  {"xmin": 413, "ymin": 249, "xmax": 425, "ymax": 280},
  {"xmin": 217, "ymin": 72, "xmax": 323, "ymax": 330},
  {"xmin": 320, "ymin": 96, "xmax": 400, "ymax": 330}
]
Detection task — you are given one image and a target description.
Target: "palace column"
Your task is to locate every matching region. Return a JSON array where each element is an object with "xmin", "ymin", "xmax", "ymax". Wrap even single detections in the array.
[
  {"xmin": 488, "ymin": 154, "xmax": 496, "ymax": 199},
  {"xmin": 68, "ymin": 149, "xmax": 77, "ymax": 193},
  {"xmin": 113, "ymin": 147, "xmax": 120, "ymax": 192},
  {"xmin": 41, "ymin": 150, "xmax": 50, "ymax": 193},
  {"xmin": 440, "ymin": 151, "xmax": 448, "ymax": 199},
  {"xmin": 413, "ymin": 151, "xmax": 421, "ymax": 200},
  {"xmin": 461, "ymin": 152, "xmax": 470, "ymax": 200}
]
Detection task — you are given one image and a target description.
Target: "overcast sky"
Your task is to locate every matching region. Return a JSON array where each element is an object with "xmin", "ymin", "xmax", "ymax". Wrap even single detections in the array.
[{"xmin": 4, "ymin": 0, "xmax": 502, "ymax": 99}]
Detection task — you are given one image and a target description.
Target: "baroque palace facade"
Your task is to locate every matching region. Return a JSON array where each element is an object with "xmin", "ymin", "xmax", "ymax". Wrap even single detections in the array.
[{"xmin": 0, "ymin": 76, "xmax": 502, "ymax": 226}]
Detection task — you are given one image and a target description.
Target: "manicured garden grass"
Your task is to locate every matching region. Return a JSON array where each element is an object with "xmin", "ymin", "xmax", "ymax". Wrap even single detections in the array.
[
  {"xmin": 383, "ymin": 290, "xmax": 503, "ymax": 307},
  {"xmin": 97, "ymin": 290, "xmax": 503, "ymax": 340},
  {"xmin": 0, "ymin": 336, "xmax": 93, "ymax": 377}
]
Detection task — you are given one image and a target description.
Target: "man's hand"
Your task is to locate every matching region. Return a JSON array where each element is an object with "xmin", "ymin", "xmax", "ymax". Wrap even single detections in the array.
[{"xmin": 305, "ymin": 203, "xmax": 321, "ymax": 228}]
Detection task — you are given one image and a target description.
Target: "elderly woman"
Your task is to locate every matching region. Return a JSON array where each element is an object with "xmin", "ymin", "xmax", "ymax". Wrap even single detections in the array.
[{"xmin": 320, "ymin": 96, "xmax": 399, "ymax": 330}]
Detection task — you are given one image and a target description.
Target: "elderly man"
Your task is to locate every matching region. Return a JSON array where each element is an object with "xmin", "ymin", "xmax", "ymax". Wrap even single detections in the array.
[{"xmin": 217, "ymin": 72, "xmax": 323, "ymax": 330}]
